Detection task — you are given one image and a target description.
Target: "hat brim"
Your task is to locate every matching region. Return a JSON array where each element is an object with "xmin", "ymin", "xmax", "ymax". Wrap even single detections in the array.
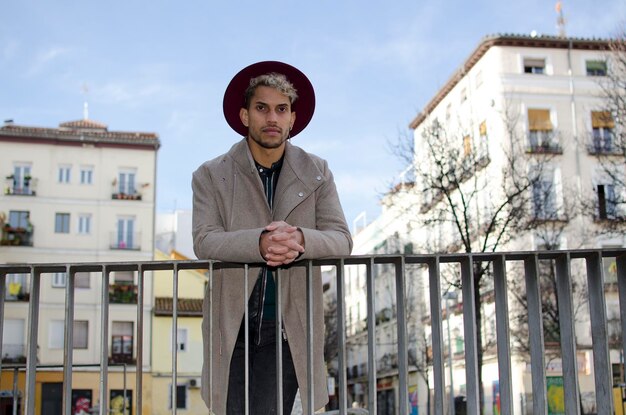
[{"xmin": 223, "ymin": 61, "xmax": 315, "ymax": 138}]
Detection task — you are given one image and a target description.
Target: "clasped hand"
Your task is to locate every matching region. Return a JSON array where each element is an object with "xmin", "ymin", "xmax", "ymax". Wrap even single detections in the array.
[{"xmin": 259, "ymin": 221, "xmax": 305, "ymax": 267}]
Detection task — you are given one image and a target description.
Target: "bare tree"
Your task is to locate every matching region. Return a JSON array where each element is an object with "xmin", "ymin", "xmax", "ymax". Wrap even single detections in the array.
[
  {"xmin": 388, "ymin": 104, "xmax": 573, "ymax": 412},
  {"xmin": 584, "ymin": 29, "xmax": 626, "ymax": 237}
]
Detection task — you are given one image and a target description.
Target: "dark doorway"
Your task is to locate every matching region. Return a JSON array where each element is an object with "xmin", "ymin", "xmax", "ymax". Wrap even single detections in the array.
[{"xmin": 42, "ymin": 382, "xmax": 63, "ymax": 415}]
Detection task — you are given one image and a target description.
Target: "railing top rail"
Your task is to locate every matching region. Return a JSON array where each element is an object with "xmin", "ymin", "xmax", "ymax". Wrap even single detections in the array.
[{"xmin": 0, "ymin": 248, "xmax": 624, "ymax": 273}]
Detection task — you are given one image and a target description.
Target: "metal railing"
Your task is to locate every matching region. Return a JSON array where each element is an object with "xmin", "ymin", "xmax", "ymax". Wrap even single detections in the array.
[{"xmin": 0, "ymin": 248, "xmax": 625, "ymax": 414}]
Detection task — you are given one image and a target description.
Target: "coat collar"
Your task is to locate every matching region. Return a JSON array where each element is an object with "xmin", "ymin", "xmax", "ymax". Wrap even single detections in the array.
[{"xmin": 228, "ymin": 138, "xmax": 326, "ymax": 219}]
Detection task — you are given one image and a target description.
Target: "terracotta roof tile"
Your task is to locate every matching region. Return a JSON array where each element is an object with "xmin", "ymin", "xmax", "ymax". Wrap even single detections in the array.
[
  {"xmin": 154, "ymin": 297, "xmax": 203, "ymax": 317},
  {"xmin": 0, "ymin": 120, "xmax": 160, "ymax": 149}
]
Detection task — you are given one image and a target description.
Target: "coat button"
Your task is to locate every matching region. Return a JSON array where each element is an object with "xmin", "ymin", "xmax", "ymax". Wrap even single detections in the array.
[
  {"xmin": 298, "ymin": 192, "xmax": 304, "ymax": 197},
  {"xmin": 316, "ymin": 176, "xmax": 322, "ymax": 181}
]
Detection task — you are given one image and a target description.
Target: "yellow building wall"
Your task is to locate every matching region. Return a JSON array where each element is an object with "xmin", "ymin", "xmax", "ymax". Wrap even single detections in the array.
[
  {"xmin": 152, "ymin": 316, "xmax": 203, "ymax": 375},
  {"xmin": 153, "ymin": 250, "xmax": 206, "ymax": 298},
  {"xmin": 0, "ymin": 370, "xmax": 153, "ymax": 415},
  {"xmin": 151, "ymin": 376, "xmax": 206, "ymax": 414}
]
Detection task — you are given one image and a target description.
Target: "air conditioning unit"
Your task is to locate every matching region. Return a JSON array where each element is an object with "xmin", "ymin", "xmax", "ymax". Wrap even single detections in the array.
[{"xmin": 188, "ymin": 378, "xmax": 201, "ymax": 389}]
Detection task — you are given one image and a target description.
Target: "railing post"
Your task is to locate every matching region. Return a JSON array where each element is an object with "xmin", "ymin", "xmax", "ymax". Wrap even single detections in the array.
[
  {"xmin": 24, "ymin": 266, "xmax": 41, "ymax": 415},
  {"xmin": 0, "ymin": 269, "xmax": 6, "ymax": 389},
  {"xmin": 336, "ymin": 259, "xmax": 347, "ymax": 415},
  {"xmin": 493, "ymin": 255, "xmax": 513, "ymax": 414},
  {"xmin": 366, "ymin": 257, "xmax": 377, "ymax": 415},
  {"xmin": 171, "ymin": 262, "xmax": 179, "ymax": 414},
  {"xmin": 394, "ymin": 256, "xmax": 409, "ymax": 415},
  {"xmin": 585, "ymin": 251, "xmax": 613, "ymax": 414},
  {"xmin": 460, "ymin": 256, "xmax": 479, "ymax": 415},
  {"xmin": 524, "ymin": 254, "xmax": 547, "ymax": 414},
  {"xmin": 62, "ymin": 265, "xmax": 75, "ymax": 415},
  {"xmin": 555, "ymin": 253, "xmax": 581, "ymax": 415},
  {"xmin": 99, "ymin": 265, "xmax": 110, "ymax": 415},
  {"xmin": 428, "ymin": 256, "xmax": 445, "ymax": 415},
  {"xmin": 136, "ymin": 263, "xmax": 145, "ymax": 415},
  {"xmin": 307, "ymin": 261, "xmax": 315, "ymax": 415},
  {"xmin": 276, "ymin": 268, "xmax": 283, "ymax": 415},
  {"xmin": 244, "ymin": 264, "xmax": 250, "ymax": 415}
]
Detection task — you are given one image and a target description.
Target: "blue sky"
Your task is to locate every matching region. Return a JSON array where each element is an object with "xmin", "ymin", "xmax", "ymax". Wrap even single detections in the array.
[{"xmin": 1, "ymin": 1, "xmax": 624, "ymax": 229}]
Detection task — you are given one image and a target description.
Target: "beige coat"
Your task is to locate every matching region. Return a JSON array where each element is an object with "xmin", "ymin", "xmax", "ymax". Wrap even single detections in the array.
[{"xmin": 192, "ymin": 139, "xmax": 353, "ymax": 414}]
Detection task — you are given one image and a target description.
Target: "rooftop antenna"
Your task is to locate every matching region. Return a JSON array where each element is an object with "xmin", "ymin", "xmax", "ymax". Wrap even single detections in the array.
[
  {"xmin": 555, "ymin": 1, "xmax": 566, "ymax": 38},
  {"xmin": 81, "ymin": 83, "xmax": 89, "ymax": 120}
]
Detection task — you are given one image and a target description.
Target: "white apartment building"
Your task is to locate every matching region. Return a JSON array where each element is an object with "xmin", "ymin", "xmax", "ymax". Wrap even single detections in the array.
[
  {"xmin": 0, "ymin": 118, "xmax": 159, "ymax": 414},
  {"xmin": 346, "ymin": 34, "xmax": 625, "ymax": 415}
]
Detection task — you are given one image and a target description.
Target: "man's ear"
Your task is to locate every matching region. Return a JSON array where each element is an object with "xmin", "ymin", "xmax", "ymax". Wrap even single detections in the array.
[
  {"xmin": 290, "ymin": 111, "xmax": 296, "ymax": 131},
  {"xmin": 239, "ymin": 108, "xmax": 249, "ymax": 127}
]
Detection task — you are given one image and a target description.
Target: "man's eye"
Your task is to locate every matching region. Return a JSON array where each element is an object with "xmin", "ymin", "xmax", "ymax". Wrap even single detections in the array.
[
  {"xmin": 278, "ymin": 107, "xmax": 287, "ymax": 112},
  {"xmin": 256, "ymin": 105, "xmax": 266, "ymax": 111}
]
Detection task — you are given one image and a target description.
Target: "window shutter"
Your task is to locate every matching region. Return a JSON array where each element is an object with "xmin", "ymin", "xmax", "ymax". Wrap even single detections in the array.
[
  {"xmin": 528, "ymin": 109, "xmax": 552, "ymax": 130},
  {"xmin": 479, "ymin": 121, "xmax": 487, "ymax": 136},
  {"xmin": 592, "ymin": 111, "xmax": 615, "ymax": 128}
]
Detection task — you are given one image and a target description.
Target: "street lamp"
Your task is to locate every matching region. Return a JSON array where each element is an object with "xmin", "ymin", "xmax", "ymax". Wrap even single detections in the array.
[{"xmin": 443, "ymin": 291, "xmax": 458, "ymax": 415}]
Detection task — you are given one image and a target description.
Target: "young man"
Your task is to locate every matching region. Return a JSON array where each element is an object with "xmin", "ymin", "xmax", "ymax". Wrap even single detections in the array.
[{"xmin": 192, "ymin": 61, "xmax": 353, "ymax": 414}]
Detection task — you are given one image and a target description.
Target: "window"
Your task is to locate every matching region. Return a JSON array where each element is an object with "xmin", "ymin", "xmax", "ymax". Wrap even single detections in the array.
[
  {"xmin": 78, "ymin": 214, "xmax": 92, "ymax": 235},
  {"xmin": 460, "ymin": 87, "xmax": 467, "ymax": 103},
  {"xmin": 478, "ymin": 120, "xmax": 488, "ymax": 156},
  {"xmin": 55, "ymin": 213, "xmax": 70, "ymax": 233},
  {"xmin": 531, "ymin": 167, "xmax": 558, "ymax": 220},
  {"xmin": 524, "ymin": 57, "xmax": 545, "ymax": 74},
  {"xmin": 597, "ymin": 184, "xmax": 618, "ymax": 219},
  {"xmin": 58, "ymin": 165, "xmax": 71, "ymax": 183},
  {"xmin": 49, "ymin": 320, "xmax": 88, "ymax": 349},
  {"xmin": 5, "ymin": 274, "xmax": 27, "ymax": 300},
  {"xmin": 118, "ymin": 170, "xmax": 137, "ymax": 195},
  {"xmin": 591, "ymin": 111, "xmax": 615, "ymax": 153},
  {"xmin": 169, "ymin": 384, "xmax": 188, "ymax": 409},
  {"xmin": 173, "ymin": 328, "xmax": 189, "ymax": 352},
  {"xmin": 586, "ymin": 60, "xmax": 607, "ymax": 76},
  {"xmin": 11, "ymin": 164, "xmax": 32, "ymax": 194},
  {"xmin": 2, "ymin": 319, "xmax": 25, "ymax": 359},
  {"xmin": 80, "ymin": 166, "xmax": 93, "ymax": 185},
  {"xmin": 111, "ymin": 321, "xmax": 134, "ymax": 363},
  {"xmin": 51, "ymin": 272, "xmax": 91, "ymax": 289},
  {"xmin": 115, "ymin": 217, "xmax": 136, "ymax": 249},
  {"xmin": 463, "ymin": 135, "xmax": 472, "ymax": 157},
  {"xmin": 475, "ymin": 70, "xmax": 483, "ymax": 88},
  {"xmin": 8, "ymin": 210, "xmax": 30, "ymax": 228},
  {"xmin": 528, "ymin": 109, "xmax": 556, "ymax": 151}
]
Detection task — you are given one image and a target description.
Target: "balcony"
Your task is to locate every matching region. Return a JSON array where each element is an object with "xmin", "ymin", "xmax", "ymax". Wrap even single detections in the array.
[
  {"xmin": 587, "ymin": 133, "xmax": 622, "ymax": 155},
  {"xmin": 109, "ymin": 232, "xmax": 141, "ymax": 250},
  {"xmin": 4, "ymin": 175, "xmax": 36, "ymax": 196},
  {"xmin": 1, "ymin": 344, "xmax": 25, "ymax": 364},
  {"xmin": 109, "ymin": 282, "xmax": 138, "ymax": 304},
  {"xmin": 1, "ymin": 249, "xmax": 625, "ymax": 414},
  {"xmin": 111, "ymin": 192, "xmax": 142, "ymax": 201},
  {"xmin": 1, "ymin": 225, "xmax": 33, "ymax": 246},
  {"xmin": 527, "ymin": 131, "xmax": 562, "ymax": 154}
]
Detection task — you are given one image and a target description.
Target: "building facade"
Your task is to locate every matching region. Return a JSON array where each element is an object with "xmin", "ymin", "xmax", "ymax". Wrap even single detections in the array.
[
  {"xmin": 346, "ymin": 34, "xmax": 625, "ymax": 415},
  {"xmin": 0, "ymin": 118, "xmax": 159, "ymax": 414}
]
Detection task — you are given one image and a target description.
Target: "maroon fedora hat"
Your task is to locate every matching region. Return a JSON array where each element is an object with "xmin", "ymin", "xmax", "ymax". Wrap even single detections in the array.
[{"xmin": 223, "ymin": 61, "xmax": 316, "ymax": 138}]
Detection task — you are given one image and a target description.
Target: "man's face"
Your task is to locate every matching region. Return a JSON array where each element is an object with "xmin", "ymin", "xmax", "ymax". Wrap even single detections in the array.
[{"xmin": 240, "ymin": 85, "xmax": 296, "ymax": 151}]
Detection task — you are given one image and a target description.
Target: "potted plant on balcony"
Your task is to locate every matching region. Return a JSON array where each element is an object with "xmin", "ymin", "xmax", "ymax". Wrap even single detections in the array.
[{"xmin": 24, "ymin": 175, "xmax": 31, "ymax": 186}]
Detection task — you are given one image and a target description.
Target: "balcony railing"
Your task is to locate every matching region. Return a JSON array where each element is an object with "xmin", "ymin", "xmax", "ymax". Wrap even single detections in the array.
[
  {"xmin": 109, "ymin": 232, "xmax": 141, "ymax": 250},
  {"xmin": 1, "ymin": 226, "xmax": 34, "ymax": 247},
  {"xmin": 109, "ymin": 283, "xmax": 137, "ymax": 304},
  {"xmin": 0, "ymin": 249, "xmax": 625, "ymax": 414},
  {"xmin": 1, "ymin": 344, "xmax": 25, "ymax": 363},
  {"xmin": 4, "ymin": 176, "xmax": 36, "ymax": 196},
  {"xmin": 527, "ymin": 130, "xmax": 562, "ymax": 154}
]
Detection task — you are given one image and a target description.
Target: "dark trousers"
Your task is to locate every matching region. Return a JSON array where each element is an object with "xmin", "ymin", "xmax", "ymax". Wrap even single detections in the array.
[{"xmin": 226, "ymin": 320, "xmax": 299, "ymax": 415}]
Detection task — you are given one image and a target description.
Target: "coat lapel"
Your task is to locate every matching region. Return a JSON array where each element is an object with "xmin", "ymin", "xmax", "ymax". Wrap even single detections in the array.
[{"xmin": 273, "ymin": 142, "xmax": 325, "ymax": 220}]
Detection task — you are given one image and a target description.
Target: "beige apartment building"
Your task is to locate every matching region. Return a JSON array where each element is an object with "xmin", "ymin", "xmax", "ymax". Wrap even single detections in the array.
[
  {"xmin": 0, "ymin": 118, "xmax": 159, "ymax": 414},
  {"xmin": 345, "ymin": 34, "xmax": 625, "ymax": 415}
]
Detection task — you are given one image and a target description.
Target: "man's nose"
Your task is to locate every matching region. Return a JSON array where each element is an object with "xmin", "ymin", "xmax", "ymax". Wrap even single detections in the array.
[{"xmin": 266, "ymin": 109, "xmax": 279, "ymax": 122}]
